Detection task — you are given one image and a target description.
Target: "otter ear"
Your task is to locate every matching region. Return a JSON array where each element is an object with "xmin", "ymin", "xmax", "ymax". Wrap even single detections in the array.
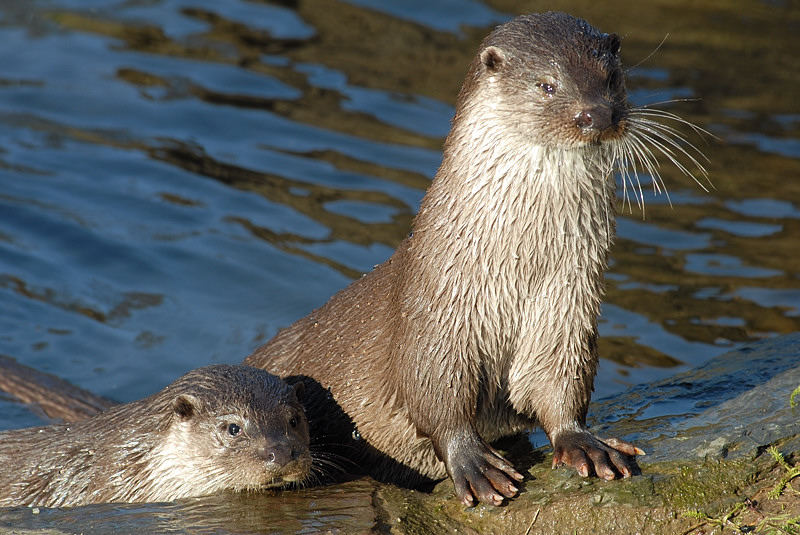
[
  {"xmin": 605, "ymin": 33, "xmax": 621, "ymax": 55},
  {"xmin": 173, "ymin": 394, "xmax": 199, "ymax": 421},
  {"xmin": 291, "ymin": 381, "xmax": 305, "ymax": 402},
  {"xmin": 480, "ymin": 45, "xmax": 507, "ymax": 72}
]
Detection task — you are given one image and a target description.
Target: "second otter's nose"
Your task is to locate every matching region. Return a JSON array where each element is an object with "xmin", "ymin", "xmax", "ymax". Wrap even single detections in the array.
[{"xmin": 258, "ymin": 443, "xmax": 292, "ymax": 466}]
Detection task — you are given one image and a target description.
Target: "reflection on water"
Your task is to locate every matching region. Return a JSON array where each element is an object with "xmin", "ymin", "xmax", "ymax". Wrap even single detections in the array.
[
  {"xmin": 0, "ymin": 480, "xmax": 380, "ymax": 534},
  {"xmin": 0, "ymin": 0, "xmax": 799, "ymax": 527}
]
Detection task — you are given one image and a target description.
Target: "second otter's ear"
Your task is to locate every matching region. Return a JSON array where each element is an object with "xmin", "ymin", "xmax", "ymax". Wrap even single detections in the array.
[
  {"xmin": 173, "ymin": 394, "xmax": 199, "ymax": 421},
  {"xmin": 480, "ymin": 46, "xmax": 507, "ymax": 72}
]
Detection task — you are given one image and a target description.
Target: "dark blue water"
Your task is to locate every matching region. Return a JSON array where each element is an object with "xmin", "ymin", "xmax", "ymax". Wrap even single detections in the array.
[{"xmin": 1, "ymin": 0, "xmax": 798, "ymax": 435}]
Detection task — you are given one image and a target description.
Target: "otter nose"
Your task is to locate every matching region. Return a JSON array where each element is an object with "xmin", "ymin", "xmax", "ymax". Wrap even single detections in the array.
[
  {"xmin": 258, "ymin": 443, "xmax": 291, "ymax": 466},
  {"xmin": 574, "ymin": 104, "xmax": 613, "ymax": 132},
  {"xmin": 258, "ymin": 443, "xmax": 304, "ymax": 466}
]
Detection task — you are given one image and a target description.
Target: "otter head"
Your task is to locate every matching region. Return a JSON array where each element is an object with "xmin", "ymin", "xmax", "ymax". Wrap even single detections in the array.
[
  {"xmin": 467, "ymin": 12, "xmax": 628, "ymax": 148},
  {"xmin": 164, "ymin": 365, "xmax": 311, "ymax": 494}
]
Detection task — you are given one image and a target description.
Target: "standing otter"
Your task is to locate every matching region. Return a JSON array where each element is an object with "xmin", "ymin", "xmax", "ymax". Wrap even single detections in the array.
[
  {"xmin": 0, "ymin": 365, "xmax": 311, "ymax": 508},
  {"xmin": 247, "ymin": 12, "xmax": 703, "ymax": 506},
  {"xmin": 0, "ymin": 10, "xmax": 710, "ymax": 509}
]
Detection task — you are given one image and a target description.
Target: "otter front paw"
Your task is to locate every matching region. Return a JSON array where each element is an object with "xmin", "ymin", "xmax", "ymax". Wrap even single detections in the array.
[
  {"xmin": 443, "ymin": 432, "xmax": 523, "ymax": 507},
  {"xmin": 551, "ymin": 430, "xmax": 644, "ymax": 480}
]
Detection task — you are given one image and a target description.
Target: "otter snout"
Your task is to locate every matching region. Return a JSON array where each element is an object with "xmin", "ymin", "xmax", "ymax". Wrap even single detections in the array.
[
  {"xmin": 574, "ymin": 104, "xmax": 613, "ymax": 133},
  {"xmin": 257, "ymin": 441, "xmax": 305, "ymax": 467}
]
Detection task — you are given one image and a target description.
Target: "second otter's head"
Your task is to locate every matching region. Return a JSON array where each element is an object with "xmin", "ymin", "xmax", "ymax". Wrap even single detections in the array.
[
  {"xmin": 459, "ymin": 12, "xmax": 628, "ymax": 149},
  {"xmin": 157, "ymin": 365, "xmax": 312, "ymax": 494}
]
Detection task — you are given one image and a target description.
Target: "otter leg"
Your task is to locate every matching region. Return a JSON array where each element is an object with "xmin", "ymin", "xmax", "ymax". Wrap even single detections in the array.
[
  {"xmin": 509, "ymin": 337, "xmax": 643, "ymax": 480},
  {"xmin": 402, "ymin": 346, "xmax": 524, "ymax": 505},
  {"xmin": 433, "ymin": 427, "xmax": 523, "ymax": 507}
]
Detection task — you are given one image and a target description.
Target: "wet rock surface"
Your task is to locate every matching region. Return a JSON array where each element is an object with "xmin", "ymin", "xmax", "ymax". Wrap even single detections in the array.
[
  {"xmin": 2, "ymin": 334, "xmax": 798, "ymax": 534},
  {"xmin": 592, "ymin": 332, "xmax": 800, "ymax": 464}
]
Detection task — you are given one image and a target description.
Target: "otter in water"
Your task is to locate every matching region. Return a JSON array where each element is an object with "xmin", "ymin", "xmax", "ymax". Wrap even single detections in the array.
[
  {"xmin": 246, "ymin": 12, "xmax": 705, "ymax": 506},
  {"xmin": 0, "ymin": 365, "xmax": 311, "ymax": 508}
]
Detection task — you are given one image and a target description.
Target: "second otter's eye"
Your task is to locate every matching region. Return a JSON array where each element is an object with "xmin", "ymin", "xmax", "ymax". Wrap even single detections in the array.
[
  {"xmin": 227, "ymin": 423, "xmax": 241, "ymax": 436},
  {"xmin": 536, "ymin": 82, "xmax": 556, "ymax": 96},
  {"xmin": 289, "ymin": 416, "xmax": 298, "ymax": 429}
]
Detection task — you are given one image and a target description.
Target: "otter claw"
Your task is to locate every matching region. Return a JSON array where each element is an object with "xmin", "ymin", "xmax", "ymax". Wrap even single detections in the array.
[
  {"xmin": 444, "ymin": 432, "xmax": 522, "ymax": 506},
  {"xmin": 603, "ymin": 436, "xmax": 646, "ymax": 456},
  {"xmin": 552, "ymin": 430, "xmax": 641, "ymax": 479}
]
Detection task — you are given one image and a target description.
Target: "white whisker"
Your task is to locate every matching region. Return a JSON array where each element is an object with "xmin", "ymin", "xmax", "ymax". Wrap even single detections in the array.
[
  {"xmin": 629, "ymin": 125, "xmax": 709, "ymax": 191},
  {"xmin": 626, "ymin": 33, "xmax": 670, "ymax": 72},
  {"xmin": 610, "ymin": 103, "xmax": 711, "ymax": 214}
]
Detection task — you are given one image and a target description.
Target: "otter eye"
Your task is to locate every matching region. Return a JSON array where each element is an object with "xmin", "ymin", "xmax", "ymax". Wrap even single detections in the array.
[
  {"xmin": 536, "ymin": 82, "xmax": 556, "ymax": 96},
  {"xmin": 227, "ymin": 423, "xmax": 241, "ymax": 437},
  {"xmin": 289, "ymin": 416, "xmax": 298, "ymax": 429}
]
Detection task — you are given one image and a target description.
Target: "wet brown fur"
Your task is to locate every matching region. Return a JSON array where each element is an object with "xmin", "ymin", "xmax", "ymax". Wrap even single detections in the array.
[{"xmin": 0, "ymin": 365, "xmax": 311, "ymax": 508}]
